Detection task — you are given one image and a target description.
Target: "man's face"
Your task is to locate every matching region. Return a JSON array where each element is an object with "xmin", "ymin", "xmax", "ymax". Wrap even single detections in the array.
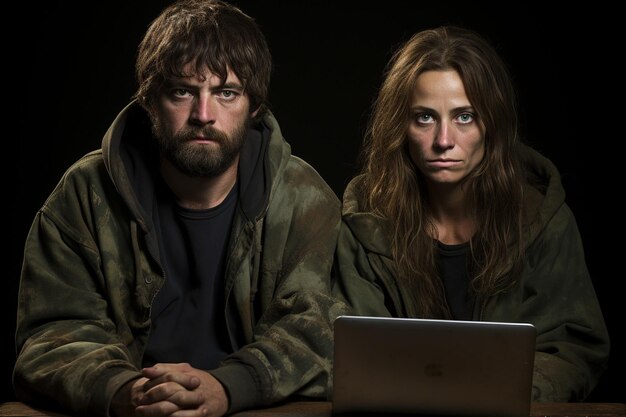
[{"xmin": 150, "ymin": 64, "xmax": 255, "ymax": 177}]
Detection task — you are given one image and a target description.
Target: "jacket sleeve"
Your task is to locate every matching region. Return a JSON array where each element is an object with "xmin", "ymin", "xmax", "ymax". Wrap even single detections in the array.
[
  {"xmin": 332, "ymin": 219, "xmax": 397, "ymax": 317},
  {"xmin": 486, "ymin": 203, "xmax": 610, "ymax": 402},
  {"xmin": 14, "ymin": 168, "xmax": 143, "ymax": 417},
  {"xmin": 210, "ymin": 159, "xmax": 351, "ymax": 413}
]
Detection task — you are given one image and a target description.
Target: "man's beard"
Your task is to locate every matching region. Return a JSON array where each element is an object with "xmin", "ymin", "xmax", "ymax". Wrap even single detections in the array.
[{"xmin": 152, "ymin": 117, "xmax": 250, "ymax": 178}]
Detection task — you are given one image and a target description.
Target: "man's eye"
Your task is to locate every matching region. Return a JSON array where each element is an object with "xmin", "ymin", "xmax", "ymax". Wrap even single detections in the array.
[
  {"xmin": 220, "ymin": 90, "xmax": 238, "ymax": 99},
  {"xmin": 173, "ymin": 89, "xmax": 191, "ymax": 97}
]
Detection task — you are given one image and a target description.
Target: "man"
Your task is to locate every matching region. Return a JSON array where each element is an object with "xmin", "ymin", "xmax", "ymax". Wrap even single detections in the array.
[{"xmin": 13, "ymin": 1, "xmax": 346, "ymax": 416}]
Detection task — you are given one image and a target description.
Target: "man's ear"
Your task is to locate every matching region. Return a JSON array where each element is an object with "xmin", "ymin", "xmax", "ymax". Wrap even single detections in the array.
[{"xmin": 251, "ymin": 107, "xmax": 260, "ymax": 119}]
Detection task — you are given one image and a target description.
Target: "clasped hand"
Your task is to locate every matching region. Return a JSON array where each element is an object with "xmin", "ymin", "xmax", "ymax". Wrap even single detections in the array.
[{"xmin": 121, "ymin": 363, "xmax": 229, "ymax": 417}]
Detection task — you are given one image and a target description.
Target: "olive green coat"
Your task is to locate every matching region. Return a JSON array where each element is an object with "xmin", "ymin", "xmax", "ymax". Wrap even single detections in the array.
[
  {"xmin": 14, "ymin": 102, "xmax": 348, "ymax": 416},
  {"xmin": 333, "ymin": 145, "xmax": 610, "ymax": 402}
]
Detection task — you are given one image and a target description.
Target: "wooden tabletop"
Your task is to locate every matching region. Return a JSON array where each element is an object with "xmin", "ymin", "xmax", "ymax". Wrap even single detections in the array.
[{"xmin": 1, "ymin": 401, "xmax": 625, "ymax": 417}]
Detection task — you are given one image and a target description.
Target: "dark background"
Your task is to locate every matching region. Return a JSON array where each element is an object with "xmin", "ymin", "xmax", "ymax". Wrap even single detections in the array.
[{"xmin": 5, "ymin": 0, "xmax": 622, "ymax": 404}]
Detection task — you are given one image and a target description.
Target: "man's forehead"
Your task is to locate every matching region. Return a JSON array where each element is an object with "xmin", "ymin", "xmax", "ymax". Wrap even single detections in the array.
[{"xmin": 170, "ymin": 63, "xmax": 241, "ymax": 84}]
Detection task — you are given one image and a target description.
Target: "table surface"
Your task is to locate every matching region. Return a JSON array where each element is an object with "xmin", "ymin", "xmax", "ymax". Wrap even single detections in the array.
[{"xmin": 1, "ymin": 401, "xmax": 625, "ymax": 417}]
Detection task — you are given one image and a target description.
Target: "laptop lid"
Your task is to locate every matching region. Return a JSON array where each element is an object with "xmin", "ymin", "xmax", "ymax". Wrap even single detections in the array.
[{"xmin": 332, "ymin": 315, "xmax": 536, "ymax": 417}]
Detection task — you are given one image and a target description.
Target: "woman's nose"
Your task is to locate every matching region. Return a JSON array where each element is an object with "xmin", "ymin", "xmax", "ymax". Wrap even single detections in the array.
[{"xmin": 434, "ymin": 121, "xmax": 454, "ymax": 150}]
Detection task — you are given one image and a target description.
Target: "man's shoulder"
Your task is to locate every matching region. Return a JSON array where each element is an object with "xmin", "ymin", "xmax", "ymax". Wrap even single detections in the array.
[
  {"xmin": 277, "ymin": 155, "xmax": 339, "ymax": 203},
  {"xmin": 282, "ymin": 155, "xmax": 330, "ymax": 183},
  {"xmin": 54, "ymin": 151, "xmax": 108, "ymax": 189},
  {"xmin": 43, "ymin": 150, "xmax": 113, "ymax": 208}
]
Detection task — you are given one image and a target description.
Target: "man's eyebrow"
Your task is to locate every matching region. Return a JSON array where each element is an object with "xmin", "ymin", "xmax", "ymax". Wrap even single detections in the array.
[
  {"xmin": 163, "ymin": 78, "xmax": 196, "ymax": 88},
  {"xmin": 217, "ymin": 82, "xmax": 244, "ymax": 91},
  {"xmin": 163, "ymin": 78, "xmax": 244, "ymax": 91}
]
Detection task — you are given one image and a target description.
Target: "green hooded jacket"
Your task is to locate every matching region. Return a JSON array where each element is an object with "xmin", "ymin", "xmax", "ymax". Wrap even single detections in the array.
[
  {"xmin": 332, "ymin": 144, "xmax": 610, "ymax": 402},
  {"xmin": 14, "ymin": 102, "xmax": 348, "ymax": 416}
]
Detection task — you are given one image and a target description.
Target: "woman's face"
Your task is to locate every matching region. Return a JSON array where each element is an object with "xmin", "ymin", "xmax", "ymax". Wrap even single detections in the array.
[{"xmin": 406, "ymin": 70, "xmax": 485, "ymax": 188}]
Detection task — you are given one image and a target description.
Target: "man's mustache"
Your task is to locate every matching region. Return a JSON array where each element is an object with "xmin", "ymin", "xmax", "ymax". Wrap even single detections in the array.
[{"xmin": 178, "ymin": 126, "xmax": 228, "ymax": 143}]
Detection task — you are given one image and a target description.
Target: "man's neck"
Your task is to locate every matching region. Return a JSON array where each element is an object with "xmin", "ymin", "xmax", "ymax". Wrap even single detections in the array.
[{"xmin": 160, "ymin": 158, "xmax": 239, "ymax": 210}]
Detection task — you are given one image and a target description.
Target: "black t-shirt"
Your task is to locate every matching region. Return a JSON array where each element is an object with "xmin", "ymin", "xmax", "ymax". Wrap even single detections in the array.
[
  {"xmin": 144, "ymin": 179, "xmax": 238, "ymax": 370},
  {"xmin": 437, "ymin": 241, "xmax": 474, "ymax": 320}
]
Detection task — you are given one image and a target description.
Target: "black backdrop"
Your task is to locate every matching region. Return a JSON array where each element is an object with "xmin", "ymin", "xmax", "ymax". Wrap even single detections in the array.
[{"xmin": 5, "ymin": 1, "xmax": 622, "ymax": 404}]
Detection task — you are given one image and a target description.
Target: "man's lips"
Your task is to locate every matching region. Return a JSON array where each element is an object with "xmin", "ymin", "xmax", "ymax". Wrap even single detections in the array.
[{"xmin": 191, "ymin": 136, "xmax": 218, "ymax": 143}]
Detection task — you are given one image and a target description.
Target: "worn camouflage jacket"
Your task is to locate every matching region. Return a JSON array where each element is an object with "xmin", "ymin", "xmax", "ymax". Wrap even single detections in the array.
[
  {"xmin": 14, "ymin": 102, "xmax": 347, "ymax": 416},
  {"xmin": 333, "ymin": 144, "xmax": 610, "ymax": 402}
]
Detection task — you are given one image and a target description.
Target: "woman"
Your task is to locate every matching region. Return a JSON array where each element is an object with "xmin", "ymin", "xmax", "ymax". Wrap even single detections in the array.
[{"xmin": 333, "ymin": 26, "xmax": 609, "ymax": 402}]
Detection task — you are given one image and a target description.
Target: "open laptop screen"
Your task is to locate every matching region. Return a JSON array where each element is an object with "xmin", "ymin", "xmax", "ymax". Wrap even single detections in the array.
[{"xmin": 332, "ymin": 315, "xmax": 536, "ymax": 417}]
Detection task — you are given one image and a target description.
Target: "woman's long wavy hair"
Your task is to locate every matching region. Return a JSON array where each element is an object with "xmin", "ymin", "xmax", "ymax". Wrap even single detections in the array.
[{"xmin": 356, "ymin": 26, "xmax": 525, "ymax": 318}]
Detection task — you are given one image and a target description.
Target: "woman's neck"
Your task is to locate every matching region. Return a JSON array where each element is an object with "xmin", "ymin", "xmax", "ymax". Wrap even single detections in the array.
[{"xmin": 427, "ymin": 182, "xmax": 476, "ymax": 245}]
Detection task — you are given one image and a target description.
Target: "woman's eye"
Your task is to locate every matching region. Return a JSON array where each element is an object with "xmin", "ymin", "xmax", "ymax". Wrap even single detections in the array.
[
  {"xmin": 457, "ymin": 113, "xmax": 474, "ymax": 124},
  {"xmin": 416, "ymin": 113, "xmax": 433, "ymax": 124}
]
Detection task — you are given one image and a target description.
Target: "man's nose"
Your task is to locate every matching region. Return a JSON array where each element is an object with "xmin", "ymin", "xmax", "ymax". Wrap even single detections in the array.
[{"xmin": 190, "ymin": 95, "xmax": 216, "ymax": 125}]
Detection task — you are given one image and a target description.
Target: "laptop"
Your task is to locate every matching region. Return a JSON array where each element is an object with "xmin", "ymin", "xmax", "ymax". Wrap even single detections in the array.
[{"xmin": 332, "ymin": 315, "xmax": 536, "ymax": 417}]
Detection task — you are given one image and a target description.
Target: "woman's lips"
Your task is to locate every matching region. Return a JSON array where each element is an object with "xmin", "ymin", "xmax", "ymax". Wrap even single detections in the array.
[{"xmin": 428, "ymin": 159, "xmax": 460, "ymax": 168}]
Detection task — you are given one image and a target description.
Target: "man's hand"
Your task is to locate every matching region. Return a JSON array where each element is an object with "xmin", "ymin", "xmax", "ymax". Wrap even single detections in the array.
[
  {"xmin": 111, "ymin": 376, "xmax": 150, "ymax": 417},
  {"xmin": 136, "ymin": 363, "xmax": 229, "ymax": 417}
]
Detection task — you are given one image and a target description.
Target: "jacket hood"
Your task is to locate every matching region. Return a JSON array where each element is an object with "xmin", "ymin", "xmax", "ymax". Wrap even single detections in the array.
[
  {"xmin": 100, "ymin": 101, "xmax": 290, "ymax": 233},
  {"xmin": 517, "ymin": 144, "xmax": 566, "ymax": 247},
  {"xmin": 341, "ymin": 143, "xmax": 566, "ymax": 256}
]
